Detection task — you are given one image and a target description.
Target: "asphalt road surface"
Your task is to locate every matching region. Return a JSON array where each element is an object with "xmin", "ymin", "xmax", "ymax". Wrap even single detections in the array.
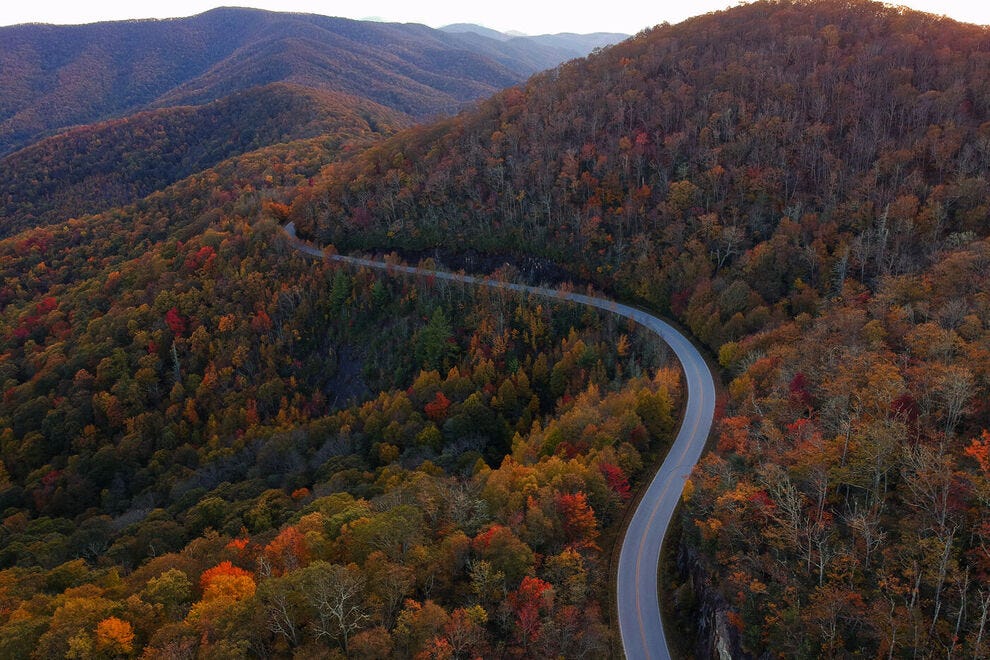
[{"xmin": 284, "ymin": 224, "xmax": 716, "ymax": 659}]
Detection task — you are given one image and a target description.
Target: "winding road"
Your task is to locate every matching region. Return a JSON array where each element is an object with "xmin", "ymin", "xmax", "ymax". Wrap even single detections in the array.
[{"xmin": 283, "ymin": 224, "xmax": 716, "ymax": 659}]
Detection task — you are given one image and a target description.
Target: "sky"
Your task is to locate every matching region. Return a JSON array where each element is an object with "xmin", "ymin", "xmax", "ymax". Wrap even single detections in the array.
[{"xmin": 1, "ymin": 0, "xmax": 988, "ymax": 35}]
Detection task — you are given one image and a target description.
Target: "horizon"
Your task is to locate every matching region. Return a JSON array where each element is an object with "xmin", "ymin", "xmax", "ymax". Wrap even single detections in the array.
[{"xmin": 2, "ymin": 0, "xmax": 989, "ymax": 35}]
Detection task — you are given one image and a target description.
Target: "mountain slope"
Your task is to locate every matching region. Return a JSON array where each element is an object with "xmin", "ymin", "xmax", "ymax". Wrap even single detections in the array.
[
  {"xmin": 0, "ymin": 7, "xmax": 591, "ymax": 157},
  {"xmin": 0, "ymin": 8, "xmax": 270, "ymax": 155},
  {"xmin": 0, "ymin": 113, "xmax": 670, "ymax": 657},
  {"xmin": 144, "ymin": 15, "xmax": 524, "ymax": 115},
  {"xmin": 288, "ymin": 0, "xmax": 990, "ymax": 654},
  {"xmin": 301, "ymin": 0, "xmax": 990, "ymax": 281},
  {"xmin": 2, "ymin": 0, "xmax": 990, "ymax": 655},
  {"xmin": 0, "ymin": 83, "xmax": 406, "ymax": 235}
]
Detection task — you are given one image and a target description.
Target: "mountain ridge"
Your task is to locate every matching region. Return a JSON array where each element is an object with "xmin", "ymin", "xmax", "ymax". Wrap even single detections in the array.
[
  {"xmin": 0, "ymin": 83, "xmax": 407, "ymax": 235},
  {"xmin": 0, "ymin": 6, "xmax": 618, "ymax": 157},
  {"xmin": 439, "ymin": 22, "xmax": 628, "ymax": 57}
]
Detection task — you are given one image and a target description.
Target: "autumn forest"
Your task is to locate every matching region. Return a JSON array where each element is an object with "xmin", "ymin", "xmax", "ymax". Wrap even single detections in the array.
[{"xmin": 2, "ymin": 0, "xmax": 990, "ymax": 657}]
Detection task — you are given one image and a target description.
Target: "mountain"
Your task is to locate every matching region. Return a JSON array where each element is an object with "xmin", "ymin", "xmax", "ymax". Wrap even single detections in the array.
[
  {"xmin": 0, "ymin": 14, "xmax": 647, "ymax": 658},
  {"xmin": 440, "ymin": 23, "xmax": 628, "ymax": 62},
  {"xmin": 0, "ymin": 83, "xmax": 406, "ymax": 235},
  {"xmin": 440, "ymin": 23, "xmax": 514, "ymax": 41},
  {"xmin": 302, "ymin": 0, "xmax": 990, "ymax": 283},
  {"xmin": 0, "ymin": 7, "xmax": 595, "ymax": 157},
  {"xmin": 3, "ymin": 0, "xmax": 990, "ymax": 657},
  {"xmin": 0, "ymin": 109, "xmax": 652, "ymax": 656},
  {"xmin": 522, "ymin": 31, "xmax": 630, "ymax": 54},
  {"xmin": 289, "ymin": 1, "xmax": 990, "ymax": 654},
  {"xmin": 0, "ymin": 6, "xmax": 626, "ymax": 234}
]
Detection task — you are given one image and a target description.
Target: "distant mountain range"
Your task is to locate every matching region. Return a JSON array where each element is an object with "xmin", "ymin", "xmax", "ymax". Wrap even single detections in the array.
[
  {"xmin": 439, "ymin": 23, "xmax": 627, "ymax": 58},
  {"xmin": 0, "ymin": 7, "xmax": 628, "ymax": 158},
  {"xmin": 0, "ymin": 7, "xmax": 628, "ymax": 232}
]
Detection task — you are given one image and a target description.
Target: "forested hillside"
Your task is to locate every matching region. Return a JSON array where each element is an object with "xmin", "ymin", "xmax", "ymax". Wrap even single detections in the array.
[
  {"xmin": 0, "ymin": 5, "xmax": 672, "ymax": 658},
  {"xmin": 0, "ymin": 115, "xmax": 685, "ymax": 654},
  {"xmin": 287, "ymin": 0, "xmax": 990, "ymax": 654},
  {"xmin": 0, "ymin": 7, "xmax": 611, "ymax": 158},
  {"xmin": 4, "ymin": 0, "xmax": 990, "ymax": 655},
  {"xmin": 0, "ymin": 84, "xmax": 407, "ymax": 236},
  {"xmin": 679, "ymin": 234, "xmax": 990, "ymax": 655}
]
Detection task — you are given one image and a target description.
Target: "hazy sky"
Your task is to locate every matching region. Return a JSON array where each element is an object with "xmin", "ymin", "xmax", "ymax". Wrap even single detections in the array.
[{"xmin": 1, "ymin": 0, "xmax": 988, "ymax": 35}]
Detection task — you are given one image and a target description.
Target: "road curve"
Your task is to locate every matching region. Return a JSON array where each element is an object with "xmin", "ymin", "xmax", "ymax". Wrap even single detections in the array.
[{"xmin": 283, "ymin": 224, "xmax": 716, "ymax": 659}]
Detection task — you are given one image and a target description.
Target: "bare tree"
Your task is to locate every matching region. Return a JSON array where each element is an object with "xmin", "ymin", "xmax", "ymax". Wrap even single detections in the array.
[
  {"xmin": 937, "ymin": 365, "xmax": 972, "ymax": 437},
  {"xmin": 258, "ymin": 576, "xmax": 303, "ymax": 648},
  {"xmin": 306, "ymin": 561, "xmax": 369, "ymax": 654},
  {"xmin": 974, "ymin": 588, "xmax": 990, "ymax": 656},
  {"xmin": 845, "ymin": 502, "xmax": 886, "ymax": 571}
]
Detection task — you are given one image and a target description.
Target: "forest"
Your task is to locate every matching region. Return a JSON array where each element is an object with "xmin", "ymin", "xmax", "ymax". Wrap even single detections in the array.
[
  {"xmin": 0, "ymin": 6, "xmax": 600, "ymax": 158},
  {"xmin": 1, "ymin": 0, "xmax": 990, "ymax": 656},
  {"xmin": 288, "ymin": 0, "xmax": 990, "ymax": 655},
  {"xmin": 0, "ymin": 83, "xmax": 408, "ymax": 237},
  {"xmin": 0, "ymin": 125, "xmax": 681, "ymax": 656}
]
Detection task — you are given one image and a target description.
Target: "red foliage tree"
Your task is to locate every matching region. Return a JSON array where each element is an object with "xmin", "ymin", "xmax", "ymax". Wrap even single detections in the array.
[
  {"xmin": 262, "ymin": 526, "xmax": 309, "ymax": 575},
  {"xmin": 555, "ymin": 491, "xmax": 598, "ymax": 548},
  {"xmin": 184, "ymin": 245, "xmax": 217, "ymax": 271},
  {"xmin": 424, "ymin": 391, "xmax": 452, "ymax": 422},
  {"xmin": 788, "ymin": 372, "xmax": 813, "ymax": 410},
  {"xmin": 164, "ymin": 307, "xmax": 187, "ymax": 335},
  {"xmin": 507, "ymin": 575, "xmax": 554, "ymax": 647},
  {"xmin": 965, "ymin": 430, "xmax": 990, "ymax": 474},
  {"xmin": 599, "ymin": 462, "xmax": 631, "ymax": 500},
  {"xmin": 716, "ymin": 416, "xmax": 750, "ymax": 455}
]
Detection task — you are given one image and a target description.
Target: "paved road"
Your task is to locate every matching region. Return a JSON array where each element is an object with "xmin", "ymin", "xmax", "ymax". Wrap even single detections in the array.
[
  {"xmin": 614, "ymin": 308, "xmax": 716, "ymax": 659},
  {"xmin": 283, "ymin": 224, "xmax": 716, "ymax": 659}
]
